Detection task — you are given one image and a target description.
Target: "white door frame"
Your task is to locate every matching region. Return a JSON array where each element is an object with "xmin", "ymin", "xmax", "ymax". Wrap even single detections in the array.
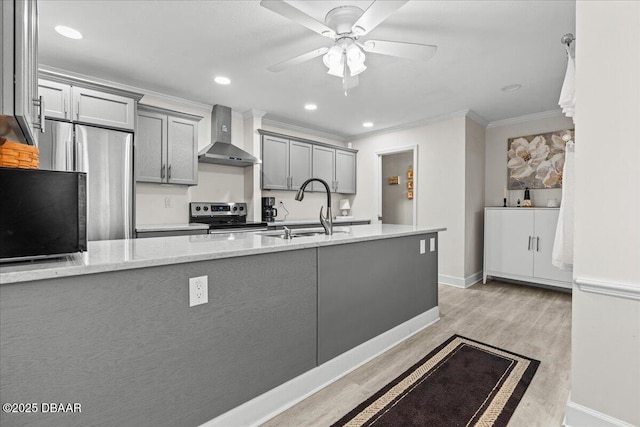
[{"xmin": 375, "ymin": 144, "xmax": 418, "ymax": 226}]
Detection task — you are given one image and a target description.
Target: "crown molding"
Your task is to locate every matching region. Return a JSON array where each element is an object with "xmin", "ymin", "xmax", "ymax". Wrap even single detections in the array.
[
  {"xmin": 466, "ymin": 110, "xmax": 489, "ymax": 127},
  {"xmin": 262, "ymin": 118, "xmax": 347, "ymax": 143},
  {"xmin": 486, "ymin": 109, "xmax": 565, "ymax": 129},
  {"xmin": 39, "ymin": 65, "xmax": 213, "ymax": 113},
  {"xmin": 242, "ymin": 109, "xmax": 267, "ymax": 120},
  {"xmin": 348, "ymin": 109, "xmax": 472, "ymax": 142}
]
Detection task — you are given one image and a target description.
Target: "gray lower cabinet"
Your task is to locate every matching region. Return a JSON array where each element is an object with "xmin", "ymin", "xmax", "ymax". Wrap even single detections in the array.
[
  {"xmin": 135, "ymin": 229, "xmax": 208, "ymax": 238},
  {"xmin": 0, "ymin": 249, "xmax": 317, "ymax": 427},
  {"xmin": 317, "ymin": 233, "xmax": 438, "ymax": 364},
  {"xmin": 261, "ymin": 135, "xmax": 312, "ymax": 191},
  {"xmin": 136, "ymin": 105, "xmax": 201, "ymax": 185}
]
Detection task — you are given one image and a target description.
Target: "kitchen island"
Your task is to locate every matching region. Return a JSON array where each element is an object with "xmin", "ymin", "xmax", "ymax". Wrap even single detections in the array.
[{"xmin": 0, "ymin": 224, "xmax": 444, "ymax": 427}]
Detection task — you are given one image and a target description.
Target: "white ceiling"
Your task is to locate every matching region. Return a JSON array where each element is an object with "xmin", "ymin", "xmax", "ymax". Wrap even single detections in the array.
[{"xmin": 38, "ymin": 0, "xmax": 575, "ymax": 138}]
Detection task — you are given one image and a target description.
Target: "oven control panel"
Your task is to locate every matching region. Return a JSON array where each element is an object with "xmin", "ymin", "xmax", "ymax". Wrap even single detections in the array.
[{"xmin": 190, "ymin": 202, "xmax": 247, "ymax": 218}]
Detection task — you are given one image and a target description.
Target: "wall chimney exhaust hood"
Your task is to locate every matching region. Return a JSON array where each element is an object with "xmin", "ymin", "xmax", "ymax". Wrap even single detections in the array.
[{"xmin": 198, "ymin": 105, "xmax": 259, "ymax": 167}]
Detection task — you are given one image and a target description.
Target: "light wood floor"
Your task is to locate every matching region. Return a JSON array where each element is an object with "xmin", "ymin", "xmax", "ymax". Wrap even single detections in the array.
[{"xmin": 262, "ymin": 280, "xmax": 572, "ymax": 427}]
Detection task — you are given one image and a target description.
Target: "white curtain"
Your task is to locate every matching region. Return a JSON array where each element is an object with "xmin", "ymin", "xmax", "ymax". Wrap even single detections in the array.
[{"xmin": 552, "ymin": 141, "xmax": 575, "ymax": 269}]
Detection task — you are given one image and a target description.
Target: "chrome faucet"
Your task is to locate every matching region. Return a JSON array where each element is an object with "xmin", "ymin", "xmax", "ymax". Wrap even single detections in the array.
[{"xmin": 295, "ymin": 178, "xmax": 333, "ymax": 235}]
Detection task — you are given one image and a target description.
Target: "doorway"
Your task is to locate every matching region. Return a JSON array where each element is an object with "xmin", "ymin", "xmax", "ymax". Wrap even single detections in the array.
[{"xmin": 376, "ymin": 145, "xmax": 418, "ymax": 226}]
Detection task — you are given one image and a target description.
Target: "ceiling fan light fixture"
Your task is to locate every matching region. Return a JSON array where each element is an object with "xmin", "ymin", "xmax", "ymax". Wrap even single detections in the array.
[
  {"xmin": 323, "ymin": 45, "xmax": 343, "ymax": 68},
  {"xmin": 345, "ymin": 43, "xmax": 366, "ymax": 76}
]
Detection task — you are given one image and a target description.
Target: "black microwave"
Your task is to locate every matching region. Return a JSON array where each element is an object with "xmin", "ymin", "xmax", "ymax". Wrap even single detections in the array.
[{"xmin": 0, "ymin": 167, "xmax": 87, "ymax": 262}]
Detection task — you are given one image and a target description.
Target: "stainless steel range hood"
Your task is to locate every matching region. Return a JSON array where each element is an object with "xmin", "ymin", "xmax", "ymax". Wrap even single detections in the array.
[{"xmin": 198, "ymin": 105, "xmax": 259, "ymax": 167}]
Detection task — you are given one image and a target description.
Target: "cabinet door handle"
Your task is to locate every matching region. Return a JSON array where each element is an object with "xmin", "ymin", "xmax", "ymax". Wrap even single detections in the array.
[
  {"xmin": 168, "ymin": 164, "xmax": 172, "ymax": 179},
  {"xmin": 64, "ymin": 95, "xmax": 68, "ymax": 119},
  {"xmin": 289, "ymin": 177, "xmax": 293, "ymax": 188},
  {"xmin": 536, "ymin": 237, "xmax": 540, "ymax": 252},
  {"xmin": 527, "ymin": 236, "xmax": 532, "ymax": 251},
  {"xmin": 33, "ymin": 96, "xmax": 45, "ymax": 133},
  {"xmin": 161, "ymin": 164, "xmax": 166, "ymax": 179},
  {"xmin": 77, "ymin": 101, "xmax": 80, "ymax": 120}
]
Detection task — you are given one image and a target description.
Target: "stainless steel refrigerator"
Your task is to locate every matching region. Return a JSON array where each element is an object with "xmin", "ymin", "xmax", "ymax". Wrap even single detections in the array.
[{"xmin": 39, "ymin": 120, "xmax": 133, "ymax": 241}]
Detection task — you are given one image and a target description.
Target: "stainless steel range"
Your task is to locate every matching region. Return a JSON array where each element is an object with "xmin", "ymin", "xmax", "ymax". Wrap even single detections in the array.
[{"xmin": 189, "ymin": 202, "xmax": 267, "ymax": 234}]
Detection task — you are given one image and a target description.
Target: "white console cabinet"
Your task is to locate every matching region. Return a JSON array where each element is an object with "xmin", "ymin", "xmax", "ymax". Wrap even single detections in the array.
[{"xmin": 483, "ymin": 208, "xmax": 572, "ymax": 289}]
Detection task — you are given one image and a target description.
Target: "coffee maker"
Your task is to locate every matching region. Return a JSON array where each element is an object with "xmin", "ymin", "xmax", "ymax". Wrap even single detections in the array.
[{"xmin": 261, "ymin": 197, "xmax": 277, "ymax": 222}]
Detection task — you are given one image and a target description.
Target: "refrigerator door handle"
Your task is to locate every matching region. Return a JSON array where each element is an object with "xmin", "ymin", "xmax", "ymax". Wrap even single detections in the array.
[
  {"xmin": 66, "ymin": 137, "xmax": 73, "ymax": 172},
  {"xmin": 76, "ymin": 135, "xmax": 87, "ymax": 173}
]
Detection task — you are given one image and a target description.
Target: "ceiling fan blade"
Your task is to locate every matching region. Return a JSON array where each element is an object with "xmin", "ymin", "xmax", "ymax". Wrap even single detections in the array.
[
  {"xmin": 267, "ymin": 47, "xmax": 329, "ymax": 72},
  {"xmin": 352, "ymin": 0, "xmax": 409, "ymax": 36},
  {"xmin": 260, "ymin": 0, "xmax": 335, "ymax": 38},
  {"xmin": 362, "ymin": 40, "xmax": 437, "ymax": 61}
]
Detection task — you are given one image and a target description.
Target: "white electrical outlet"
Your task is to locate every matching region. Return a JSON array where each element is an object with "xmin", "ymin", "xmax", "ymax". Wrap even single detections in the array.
[
  {"xmin": 189, "ymin": 276, "xmax": 208, "ymax": 307},
  {"xmin": 420, "ymin": 239, "xmax": 426, "ymax": 254},
  {"xmin": 430, "ymin": 238, "xmax": 436, "ymax": 252},
  {"xmin": 164, "ymin": 196, "xmax": 172, "ymax": 208}
]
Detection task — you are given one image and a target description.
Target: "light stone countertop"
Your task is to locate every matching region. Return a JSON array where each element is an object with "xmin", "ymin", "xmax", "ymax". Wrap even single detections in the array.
[
  {"xmin": 0, "ymin": 224, "xmax": 445, "ymax": 285},
  {"xmin": 135, "ymin": 223, "xmax": 210, "ymax": 232}
]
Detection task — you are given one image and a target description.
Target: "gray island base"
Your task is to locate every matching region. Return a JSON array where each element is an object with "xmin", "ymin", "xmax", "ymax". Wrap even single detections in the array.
[{"xmin": 0, "ymin": 224, "xmax": 443, "ymax": 427}]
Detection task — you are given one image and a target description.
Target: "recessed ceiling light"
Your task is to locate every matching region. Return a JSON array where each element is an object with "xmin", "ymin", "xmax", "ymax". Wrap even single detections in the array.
[
  {"xmin": 55, "ymin": 25, "xmax": 82, "ymax": 40},
  {"xmin": 214, "ymin": 76, "xmax": 231, "ymax": 85},
  {"xmin": 362, "ymin": 122, "xmax": 374, "ymax": 128},
  {"xmin": 501, "ymin": 84, "xmax": 522, "ymax": 92},
  {"xmin": 304, "ymin": 104, "xmax": 317, "ymax": 111}
]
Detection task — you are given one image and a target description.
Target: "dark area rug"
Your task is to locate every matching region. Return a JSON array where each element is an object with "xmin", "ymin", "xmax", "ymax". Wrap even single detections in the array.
[{"xmin": 332, "ymin": 335, "xmax": 540, "ymax": 427}]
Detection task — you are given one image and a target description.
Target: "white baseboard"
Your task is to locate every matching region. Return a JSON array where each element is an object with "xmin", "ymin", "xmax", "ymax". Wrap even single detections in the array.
[
  {"xmin": 439, "ymin": 271, "xmax": 483, "ymax": 289},
  {"xmin": 564, "ymin": 395, "xmax": 636, "ymax": 427},
  {"xmin": 200, "ymin": 307, "xmax": 440, "ymax": 427}
]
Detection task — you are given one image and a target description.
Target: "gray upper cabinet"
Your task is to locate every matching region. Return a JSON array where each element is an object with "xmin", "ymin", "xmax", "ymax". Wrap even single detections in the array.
[
  {"xmin": 136, "ymin": 110, "xmax": 166, "ymax": 183},
  {"xmin": 312, "ymin": 145, "xmax": 336, "ymax": 192},
  {"xmin": 261, "ymin": 135, "xmax": 312, "ymax": 191},
  {"xmin": 1, "ymin": 0, "xmax": 41, "ymax": 146},
  {"xmin": 38, "ymin": 79, "xmax": 71, "ymax": 120},
  {"xmin": 335, "ymin": 149, "xmax": 356, "ymax": 194},
  {"xmin": 136, "ymin": 105, "xmax": 201, "ymax": 186},
  {"xmin": 38, "ymin": 78, "xmax": 138, "ymax": 131},
  {"xmin": 167, "ymin": 116, "xmax": 198, "ymax": 185},
  {"xmin": 259, "ymin": 130, "xmax": 357, "ymax": 194},
  {"xmin": 262, "ymin": 135, "xmax": 289, "ymax": 190},
  {"xmin": 289, "ymin": 140, "xmax": 312, "ymax": 190},
  {"xmin": 72, "ymin": 86, "xmax": 135, "ymax": 131}
]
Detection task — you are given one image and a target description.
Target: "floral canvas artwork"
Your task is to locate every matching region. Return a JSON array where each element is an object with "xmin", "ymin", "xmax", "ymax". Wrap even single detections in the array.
[{"xmin": 507, "ymin": 129, "xmax": 574, "ymax": 189}]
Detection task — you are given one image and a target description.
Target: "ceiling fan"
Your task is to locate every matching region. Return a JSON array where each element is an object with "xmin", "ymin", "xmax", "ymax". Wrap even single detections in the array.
[{"xmin": 260, "ymin": 0, "xmax": 437, "ymax": 95}]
